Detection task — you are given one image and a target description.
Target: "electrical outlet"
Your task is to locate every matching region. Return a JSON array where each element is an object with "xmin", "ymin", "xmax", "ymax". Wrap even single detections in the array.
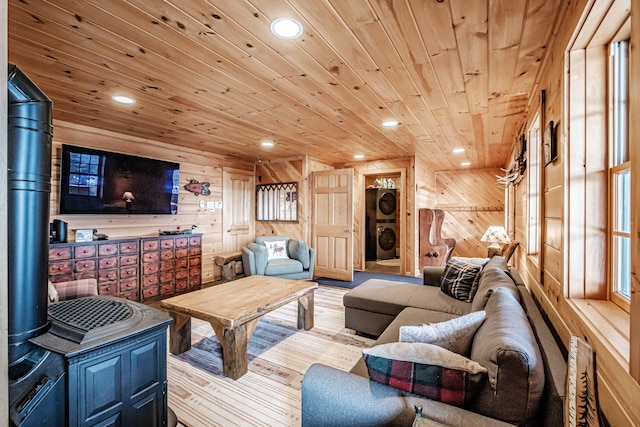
[
  {"xmin": 215, "ymin": 201, "xmax": 223, "ymax": 209},
  {"xmin": 207, "ymin": 201, "xmax": 215, "ymax": 212}
]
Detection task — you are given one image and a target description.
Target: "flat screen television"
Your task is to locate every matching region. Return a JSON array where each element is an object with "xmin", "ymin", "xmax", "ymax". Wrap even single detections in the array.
[{"xmin": 59, "ymin": 144, "xmax": 180, "ymax": 215}]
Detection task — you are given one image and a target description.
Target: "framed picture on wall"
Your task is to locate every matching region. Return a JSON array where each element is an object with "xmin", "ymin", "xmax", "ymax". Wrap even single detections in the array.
[{"xmin": 544, "ymin": 120, "xmax": 557, "ymax": 166}]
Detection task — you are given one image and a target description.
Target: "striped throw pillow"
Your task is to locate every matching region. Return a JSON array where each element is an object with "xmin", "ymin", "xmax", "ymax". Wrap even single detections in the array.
[{"xmin": 440, "ymin": 258, "xmax": 483, "ymax": 302}]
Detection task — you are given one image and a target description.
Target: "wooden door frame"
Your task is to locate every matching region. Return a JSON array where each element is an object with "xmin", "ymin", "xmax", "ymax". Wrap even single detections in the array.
[{"xmin": 359, "ymin": 168, "xmax": 406, "ymax": 274}]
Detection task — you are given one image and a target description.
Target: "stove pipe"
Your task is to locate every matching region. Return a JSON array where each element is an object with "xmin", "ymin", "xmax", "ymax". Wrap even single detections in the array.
[{"xmin": 7, "ymin": 64, "xmax": 53, "ymax": 366}]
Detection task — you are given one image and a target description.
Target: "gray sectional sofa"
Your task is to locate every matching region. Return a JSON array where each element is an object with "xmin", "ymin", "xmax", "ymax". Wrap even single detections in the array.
[{"xmin": 301, "ymin": 257, "xmax": 566, "ymax": 426}]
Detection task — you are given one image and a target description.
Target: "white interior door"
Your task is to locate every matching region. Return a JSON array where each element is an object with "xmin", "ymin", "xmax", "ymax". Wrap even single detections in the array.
[
  {"xmin": 222, "ymin": 168, "xmax": 254, "ymax": 252},
  {"xmin": 311, "ymin": 168, "xmax": 353, "ymax": 281}
]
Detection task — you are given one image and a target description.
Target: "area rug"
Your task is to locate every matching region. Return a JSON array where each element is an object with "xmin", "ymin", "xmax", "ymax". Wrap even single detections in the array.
[
  {"xmin": 167, "ymin": 286, "xmax": 374, "ymax": 427},
  {"xmin": 315, "ymin": 270, "xmax": 423, "ymax": 289}
]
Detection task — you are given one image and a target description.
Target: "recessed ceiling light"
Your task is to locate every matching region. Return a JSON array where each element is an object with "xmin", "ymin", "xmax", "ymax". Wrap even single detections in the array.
[
  {"xmin": 270, "ymin": 18, "xmax": 303, "ymax": 39},
  {"xmin": 382, "ymin": 120, "xmax": 399, "ymax": 127},
  {"xmin": 453, "ymin": 148, "xmax": 465, "ymax": 153},
  {"xmin": 261, "ymin": 140, "xmax": 274, "ymax": 148},
  {"xmin": 112, "ymin": 95, "xmax": 135, "ymax": 104},
  {"xmin": 354, "ymin": 154, "xmax": 365, "ymax": 160},
  {"xmin": 460, "ymin": 161, "xmax": 471, "ymax": 167}
]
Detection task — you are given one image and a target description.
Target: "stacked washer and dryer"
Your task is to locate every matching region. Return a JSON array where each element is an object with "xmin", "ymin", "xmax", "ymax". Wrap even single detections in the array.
[{"xmin": 365, "ymin": 188, "xmax": 398, "ymax": 260}]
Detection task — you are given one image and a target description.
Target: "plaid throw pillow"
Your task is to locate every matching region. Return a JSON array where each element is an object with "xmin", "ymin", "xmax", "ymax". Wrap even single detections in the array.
[
  {"xmin": 54, "ymin": 279, "xmax": 98, "ymax": 301},
  {"xmin": 440, "ymin": 258, "xmax": 483, "ymax": 302},
  {"xmin": 363, "ymin": 342, "xmax": 487, "ymax": 406}
]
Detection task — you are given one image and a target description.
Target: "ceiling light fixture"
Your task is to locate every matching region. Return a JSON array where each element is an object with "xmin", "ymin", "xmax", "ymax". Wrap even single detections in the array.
[
  {"xmin": 270, "ymin": 18, "xmax": 303, "ymax": 39},
  {"xmin": 261, "ymin": 140, "xmax": 274, "ymax": 148},
  {"xmin": 460, "ymin": 161, "xmax": 471, "ymax": 167},
  {"xmin": 453, "ymin": 148, "xmax": 465, "ymax": 153},
  {"xmin": 354, "ymin": 154, "xmax": 365, "ymax": 160},
  {"xmin": 112, "ymin": 95, "xmax": 135, "ymax": 104},
  {"xmin": 382, "ymin": 120, "xmax": 399, "ymax": 127}
]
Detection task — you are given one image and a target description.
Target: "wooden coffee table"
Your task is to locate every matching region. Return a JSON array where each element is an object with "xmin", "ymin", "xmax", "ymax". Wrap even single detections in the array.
[{"xmin": 161, "ymin": 275, "xmax": 318, "ymax": 379}]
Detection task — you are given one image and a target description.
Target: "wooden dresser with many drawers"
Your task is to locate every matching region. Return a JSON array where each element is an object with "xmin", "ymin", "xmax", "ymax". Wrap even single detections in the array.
[{"xmin": 48, "ymin": 234, "xmax": 202, "ymax": 301}]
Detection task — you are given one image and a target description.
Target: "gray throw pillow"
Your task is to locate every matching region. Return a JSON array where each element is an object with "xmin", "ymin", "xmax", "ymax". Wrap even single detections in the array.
[
  {"xmin": 288, "ymin": 239, "xmax": 310, "ymax": 269},
  {"xmin": 440, "ymin": 258, "xmax": 484, "ymax": 302}
]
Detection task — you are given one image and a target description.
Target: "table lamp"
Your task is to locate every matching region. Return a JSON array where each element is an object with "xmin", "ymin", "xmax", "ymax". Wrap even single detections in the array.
[{"xmin": 480, "ymin": 225, "xmax": 511, "ymax": 257}]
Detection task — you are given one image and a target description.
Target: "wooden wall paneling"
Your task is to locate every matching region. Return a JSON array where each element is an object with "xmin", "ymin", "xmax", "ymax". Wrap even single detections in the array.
[
  {"xmin": 255, "ymin": 158, "xmax": 305, "ymax": 241},
  {"xmin": 50, "ymin": 121, "xmax": 252, "ymax": 284},
  {"xmin": 584, "ymin": 45, "xmax": 608, "ymax": 300},
  {"xmin": 514, "ymin": 1, "xmax": 640, "ymax": 425},
  {"xmin": 404, "ymin": 160, "xmax": 415, "ymax": 277},
  {"xmin": 544, "ymin": 186, "xmax": 563, "ymax": 219},
  {"xmin": 566, "ymin": 48, "xmax": 587, "ymax": 299},
  {"xmin": 545, "ymin": 217, "xmax": 563, "ymax": 250},
  {"xmin": 414, "ymin": 156, "xmax": 437, "ymax": 209},
  {"xmin": 435, "ymin": 169, "xmax": 504, "ymax": 258},
  {"xmin": 412, "ymin": 156, "xmax": 437, "ymax": 274}
]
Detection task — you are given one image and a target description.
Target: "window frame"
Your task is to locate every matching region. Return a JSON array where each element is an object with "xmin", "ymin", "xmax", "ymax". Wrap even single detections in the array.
[
  {"xmin": 527, "ymin": 114, "xmax": 541, "ymax": 260},
  {"xmin": 608, "ymin": 38, "xmax": 631, "ymax": 312},
  {"xmin": 255, "ymin": 182, "xmax": 299, "ymax": 222}
]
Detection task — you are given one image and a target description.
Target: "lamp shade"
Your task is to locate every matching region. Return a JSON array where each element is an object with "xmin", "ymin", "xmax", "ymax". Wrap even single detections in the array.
[{"xmin": 480, "ymin": 226, "xmax": 511, "ymax": 245}]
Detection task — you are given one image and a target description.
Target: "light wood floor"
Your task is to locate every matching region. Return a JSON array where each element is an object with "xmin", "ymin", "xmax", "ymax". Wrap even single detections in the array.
[{"xmin": 364, "ymin": 260, "xmax": 400, "ymax": 275}]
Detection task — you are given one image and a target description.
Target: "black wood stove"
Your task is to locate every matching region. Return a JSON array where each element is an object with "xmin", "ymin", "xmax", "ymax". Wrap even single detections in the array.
[{"xmin": 7, "ymin": 64, "xmax": 171, "ymax": 426}]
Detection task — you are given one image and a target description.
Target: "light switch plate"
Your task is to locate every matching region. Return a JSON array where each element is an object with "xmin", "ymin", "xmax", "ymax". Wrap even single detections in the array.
[
  {"xmin": 199, "ymin": 200, "xmax": 205, "ymax": 208},
  {"xmin": 215, "ymin": 201, "xmax": 223, "ymax": 209}
]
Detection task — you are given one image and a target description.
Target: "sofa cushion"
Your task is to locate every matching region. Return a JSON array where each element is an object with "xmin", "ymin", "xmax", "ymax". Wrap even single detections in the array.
[
  {"xmin": 265, "ymin": 240, "xmax": 288, "ymax": 260},
  {"xmin": 264, "ymin": 258, "xmax": 304, "ymax": 275},
  {"xmin": 363, "ymin": 342, "xmax": 487, "ymax": 406},
  {"xmin": 288, "ymin": 239, "xmax": 310, "ymax": 269},
  {"xmin": 399, "ymin": 310, "xmax": 486, "ymax": 356},
  {"xmin": 344, "ymin": 279, "xmax": 472, "ymax": 318},
  {"xmin": 469, "ymin": 288, "xmax": 545, "ymax": 425},
  {"xmin": 440, "ymin": 258, "xmax": 483, "ymax": 302},
  {"xmin": 451, "ymin": 256, "xmax": 490, "ymax": 266},
  {"xmin": 484, "ymin": 256, "xmax": 509, "ymax": 271},
  {"xmin": 470, "ymin": 267, "xmax": 519, "ymax": 311}
]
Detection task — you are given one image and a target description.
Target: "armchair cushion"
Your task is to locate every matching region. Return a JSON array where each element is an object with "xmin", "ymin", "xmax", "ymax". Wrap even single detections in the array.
[
  {"xmin": 265, "ymin": 258, "xmax": 304, "ymax": 276},
  {"xmin": 288, "ymin": 239, "xmax": 310, "ymax": 268}
]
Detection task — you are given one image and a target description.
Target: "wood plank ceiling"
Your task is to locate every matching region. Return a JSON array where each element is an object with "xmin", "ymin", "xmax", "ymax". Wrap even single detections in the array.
[{"xmin": 8, "ymin": 0, "xmax": 562, "ymax": 170}]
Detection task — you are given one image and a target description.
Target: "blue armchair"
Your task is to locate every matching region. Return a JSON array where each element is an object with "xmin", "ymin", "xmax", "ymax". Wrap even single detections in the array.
[{"xmin": 242, "ymin": 236, "xmax": 315, "ymax": 280}]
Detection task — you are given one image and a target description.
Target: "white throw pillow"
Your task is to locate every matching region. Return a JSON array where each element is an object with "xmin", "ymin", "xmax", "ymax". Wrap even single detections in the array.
[
  {"xmin": 399, "ymin": 310, "xmax": 486, "ymax": 356},
  {"xmin": 266, "ymin": 240, "xmax": 288, "ymax": 260}
]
